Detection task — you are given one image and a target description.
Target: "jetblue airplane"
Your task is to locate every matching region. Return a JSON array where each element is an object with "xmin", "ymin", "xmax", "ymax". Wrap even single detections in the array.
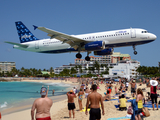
[{"xmin": 5, "ymin": 21, "xmax": 156, "ymax": 61}]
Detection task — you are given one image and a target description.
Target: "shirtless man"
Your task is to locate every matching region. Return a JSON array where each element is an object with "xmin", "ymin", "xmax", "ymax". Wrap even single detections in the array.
[
  {"xmin": 131, "ymin": 80, "xmax": 136, "ymax": 97},
  {"xmin": 85, "ymin": 84, "xmax": 104, "ymax": 120},
  {"xmin": 67, "ymin": 90, "xmax": 76, "ymax": 118},
  {"xmin": 31, "ymin": 86, "xmax": 53, "ymax": 120}
]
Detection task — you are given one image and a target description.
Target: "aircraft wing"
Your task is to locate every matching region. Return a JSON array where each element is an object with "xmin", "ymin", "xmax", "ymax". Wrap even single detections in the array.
[
  {"xmin": 33, "ymin": 25, "xmax": 88, "ymax": 50},
  {"xmin": 5, "ymin": 41, "xmax": 28, "ymax": 48}
]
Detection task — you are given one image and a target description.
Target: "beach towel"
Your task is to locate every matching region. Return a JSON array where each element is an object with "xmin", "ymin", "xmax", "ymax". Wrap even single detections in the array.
[
  {"xmin": 80, "ymin": 107, "xmax": 90, "ymax": 112},
  {"xmin": 143, "ymin": 104, "xmax": 160, "ymax": 108},
  {"xmin": 114, "ymin": 105, "xmax": 119, "ymax": 108},
  {"xmin": 105, "ymin": 99, "xmax": 119, "ymax": 101}
]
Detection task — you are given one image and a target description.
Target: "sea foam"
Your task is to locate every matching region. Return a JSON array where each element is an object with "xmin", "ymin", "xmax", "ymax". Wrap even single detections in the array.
[{"xmin": 0, "ymin": 102, "xmax": 8, "ymax": 108}]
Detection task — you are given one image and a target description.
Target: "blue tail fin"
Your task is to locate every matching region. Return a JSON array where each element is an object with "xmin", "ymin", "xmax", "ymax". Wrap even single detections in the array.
[{"xmin": 15, "ymin": 21, "xmax": 39, "ymax": 43}]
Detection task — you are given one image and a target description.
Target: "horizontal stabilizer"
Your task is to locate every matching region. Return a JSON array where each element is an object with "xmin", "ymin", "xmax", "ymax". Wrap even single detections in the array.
[
  {"xmin": 5, "ymin": 41, "xmax": 28, "ymax": 48},
  {"xmin": 33, "ymin": 25, "xmax": 38, "ymax": 30}
]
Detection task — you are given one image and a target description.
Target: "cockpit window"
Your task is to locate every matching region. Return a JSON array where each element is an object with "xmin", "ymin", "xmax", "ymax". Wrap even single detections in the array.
[{"xmin": 142, "ymin": 31, "xmax": 148, "ymax": 33}]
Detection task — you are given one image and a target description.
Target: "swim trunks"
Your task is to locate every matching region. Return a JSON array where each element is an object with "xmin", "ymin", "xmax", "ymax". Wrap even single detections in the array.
[
  {"xmin": 68, "ymin": 103, "xmax": 76, "ymax": 110},
  {"xmin": 89, "ymin": 108, "xmax": 101, "ymax": 120},
  {"xmin": 131, "ymin": 88, "xmax": 135, "ymax": 93},
  {"xmin": 36, "ymin": 116, "xmax": 51, "ymax": 120}
]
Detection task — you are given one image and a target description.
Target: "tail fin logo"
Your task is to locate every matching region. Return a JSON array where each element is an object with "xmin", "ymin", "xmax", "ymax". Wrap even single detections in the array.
[
  {"xmin": 15, "ymin": 21, "xmax": 39, "ymax": 43},
  {"xmin": 21, "ymin": 35, "xmax": 31, "ymax": 39}
]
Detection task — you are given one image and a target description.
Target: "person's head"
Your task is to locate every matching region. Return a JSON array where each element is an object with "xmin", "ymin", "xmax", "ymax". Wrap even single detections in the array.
[
  {"xmin": 40, "ymin": 87, "xmax": 47, "ymax": 97},
  {"xmin": 137, "ymin": 88, "xmax": 143, "ymax": 96},
  {"xmin": 69, "ymin": 90, "xmax": 73, "ymax": 94},
  {"xmin": 91, "ymin": 84, "xmax": 97, "ymax": 91},
  {"xmin": 80, "ymin": 88, "xmax": 83, "ymax": 91},
  {"xmin": 121, "ymin": 94, "xmax": 125, "ymax": 98}
]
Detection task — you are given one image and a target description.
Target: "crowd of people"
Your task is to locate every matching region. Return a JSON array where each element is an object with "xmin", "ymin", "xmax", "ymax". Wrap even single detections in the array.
[{"xmin": 30, "ymin": 77, "xmax": 160, "ymax": 120}]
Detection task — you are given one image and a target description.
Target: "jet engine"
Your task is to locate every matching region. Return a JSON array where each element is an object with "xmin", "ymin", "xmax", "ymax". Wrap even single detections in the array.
[
  {"xmin": 94, "ymin": 48, "xmax": 113, "ymax": 55},
  {"xmin": 84, "ymin": 41, "xmax": 105, "ymax": 51}
]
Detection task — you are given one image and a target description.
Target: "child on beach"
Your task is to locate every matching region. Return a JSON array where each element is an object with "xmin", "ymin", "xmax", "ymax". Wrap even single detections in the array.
[{"xmin": 119, "ymin": 94, "xmax": 127, "ymax": 111}]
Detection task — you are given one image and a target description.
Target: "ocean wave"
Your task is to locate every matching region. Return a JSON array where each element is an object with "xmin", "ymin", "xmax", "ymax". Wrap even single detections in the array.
[
  {"xmin": 0, "ymin": 102, "xmax": 8, "ymax": 108},
  {"xmin": 43, "ymin": 82, "xmax": 71, "ymax": 87}
]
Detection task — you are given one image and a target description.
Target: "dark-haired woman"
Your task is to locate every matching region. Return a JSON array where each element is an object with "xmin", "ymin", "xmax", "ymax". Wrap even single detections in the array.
[{"xmin": 150, "ymin": 79, "xmax": 158, "ymax": 110}]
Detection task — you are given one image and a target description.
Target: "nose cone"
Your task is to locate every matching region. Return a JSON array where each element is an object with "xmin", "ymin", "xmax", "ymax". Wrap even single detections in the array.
[{"xmin": 151, "ymin": 34, "xmax": 157, "ymax": 40}]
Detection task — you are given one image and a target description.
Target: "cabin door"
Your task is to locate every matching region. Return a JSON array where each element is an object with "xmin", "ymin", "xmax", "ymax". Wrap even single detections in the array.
[
  {"xmin": 35, "ymin": 41, "xmax": 39, "ymax": 49},
  {"xmin": 131, "ymin": 28, "xmax": 136, "ymax": 38}
]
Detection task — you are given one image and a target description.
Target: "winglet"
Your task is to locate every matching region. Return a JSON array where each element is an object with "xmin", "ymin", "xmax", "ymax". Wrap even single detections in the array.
[{"xmin": 33, "ymin": 25, "xmax": 38, "ymax": 30}]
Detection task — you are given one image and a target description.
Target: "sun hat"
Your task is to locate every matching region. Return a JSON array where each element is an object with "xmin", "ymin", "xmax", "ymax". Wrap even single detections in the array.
[
  {"xmin": 70, "ymin": 90, "xmax": 73, "ymax": 93},
  {"xmin": 40, "ymin": 87, "xmax": 47, "ymax": 95},
  {"xmin": 150, "ymin": 80, "xmax": 158, "ymax": 86}
]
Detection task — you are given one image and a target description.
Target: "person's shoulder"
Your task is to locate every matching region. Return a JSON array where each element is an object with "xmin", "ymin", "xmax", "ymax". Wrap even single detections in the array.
[{"xmin": 96, "ymin": 92, "xmax": 102, "ymax": 97}]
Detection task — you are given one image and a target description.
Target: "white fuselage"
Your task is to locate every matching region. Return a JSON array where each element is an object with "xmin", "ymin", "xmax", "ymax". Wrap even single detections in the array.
[{"xmin": 14, "ymin": 28, "xmax": 156, "ymax": 53}]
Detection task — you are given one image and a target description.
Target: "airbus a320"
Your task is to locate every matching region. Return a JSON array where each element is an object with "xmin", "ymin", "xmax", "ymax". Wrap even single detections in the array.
[{"xmin": 5, "ymin": 21, "xmax": 157, "ymax": 61}]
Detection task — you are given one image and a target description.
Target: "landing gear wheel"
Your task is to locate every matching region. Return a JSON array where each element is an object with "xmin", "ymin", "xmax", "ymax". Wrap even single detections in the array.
[
  {"xmin": 76, "ymin": 53, "xmax": 82, "ymax": 59},
  {"xmin": 85, "ymin": 56, "xmax": 90, "ymax": 61},
  {"xmin": 134, "ymin": 51, "xmax": 137, "ymax": 55}
]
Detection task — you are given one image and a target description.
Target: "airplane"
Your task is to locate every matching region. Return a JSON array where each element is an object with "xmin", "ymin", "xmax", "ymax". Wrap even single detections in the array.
[{"xmin": 5, "ymin": 21, "xmax": 157, "ymax": 61}]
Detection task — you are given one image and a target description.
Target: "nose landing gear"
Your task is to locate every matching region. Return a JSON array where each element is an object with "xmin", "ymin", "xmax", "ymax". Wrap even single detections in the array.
[{"xmin": 133, "ymin": 45, "xmax": 137, "ymax": 55}]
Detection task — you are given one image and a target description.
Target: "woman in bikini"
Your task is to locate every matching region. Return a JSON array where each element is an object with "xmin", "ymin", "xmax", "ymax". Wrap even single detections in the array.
[{"xmin": 78, "ymin": 88, "xmax": 84, "ymax": 111}]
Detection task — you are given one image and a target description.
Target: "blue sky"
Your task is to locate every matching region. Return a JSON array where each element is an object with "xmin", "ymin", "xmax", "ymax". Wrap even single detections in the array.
[{"xmin": 0, "ymin": 0, "xmax": 160, "ymax": 70}]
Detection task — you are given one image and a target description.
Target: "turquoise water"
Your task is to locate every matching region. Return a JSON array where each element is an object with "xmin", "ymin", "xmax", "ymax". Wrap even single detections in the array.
[{"xmin": 0, "ymin": 81, "xmax": 72, "ymax": 110}]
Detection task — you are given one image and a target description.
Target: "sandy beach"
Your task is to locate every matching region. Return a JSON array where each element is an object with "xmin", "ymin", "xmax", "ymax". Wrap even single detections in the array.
[{"xmin": 2, "ymin": 79, "xmax": 160, "ymax": 120}]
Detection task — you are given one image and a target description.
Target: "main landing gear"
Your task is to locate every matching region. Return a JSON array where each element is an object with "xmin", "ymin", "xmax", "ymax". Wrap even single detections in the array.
[
  {"xmin": 76, "ymin": 53, "xmax": 82, "ymax": 59},
  {"xmin": 133, "ymin": 45, "xmax": 137, "ymax": 55},
  {"xmin": 85, "ymin": 52, "xmax": 91, "ymax": 61},
  {"xmin": 76, "ymin": 52, "xmax": 91, "ymax": 61}
]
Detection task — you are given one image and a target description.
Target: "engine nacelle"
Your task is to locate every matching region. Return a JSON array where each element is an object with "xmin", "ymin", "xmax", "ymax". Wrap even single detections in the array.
[
  {"xmin": 84, "ymin": 41, "xmax": 105, "ymax": 51},
  {"xmin": 94, "ymin": 48, "xmax": 113, "ymax": 56}
]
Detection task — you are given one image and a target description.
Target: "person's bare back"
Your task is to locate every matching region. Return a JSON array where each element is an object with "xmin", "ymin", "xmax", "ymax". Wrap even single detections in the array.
[
  {"xmin": 67, "ymin": 90, "xmax": 76, "ymax": 118},
  {"xmin": 33, "ymin": 97, "xmax": 52, "ymax": 118},
  {"xmin": 67, "ymin": 91, "xmax": 76, "ymax": 103},
  {"xmin": 31, "ymin": 86, "xmax": 53, "ymax": 120},
  {"xmin": 89, "ymin": 92, "xmax": 102, "ymax": 108},
  {"xmin": 86, "ymin": 84, "xmax": 104, "ymax": 120}
]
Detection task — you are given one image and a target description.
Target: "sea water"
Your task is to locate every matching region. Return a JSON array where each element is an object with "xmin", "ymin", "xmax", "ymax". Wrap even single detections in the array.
[{"xmin": 0, "ymin": 81, "xmax": 73, "ymax": 110}]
